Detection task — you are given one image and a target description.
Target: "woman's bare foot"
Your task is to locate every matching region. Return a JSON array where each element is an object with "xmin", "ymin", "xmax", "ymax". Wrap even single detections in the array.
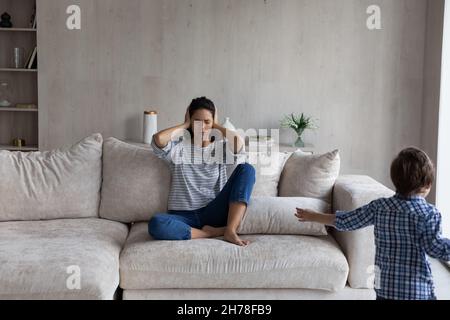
[
  {"xmin": 224, "ymin": 230, "xmax": 250, "ymax": 247},
  {"xmin": 201, "ymin": 225, "xmax": 226, "ymax": 238}
]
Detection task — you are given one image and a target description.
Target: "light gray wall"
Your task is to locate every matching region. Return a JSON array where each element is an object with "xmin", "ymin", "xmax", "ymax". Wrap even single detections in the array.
[
  {"xmin": 421, "ymin": 0, "xmax": 445, "ymax": 203},
  {"xmin": 436, "ymin": 0, "xmax": 450, "ymax": 236},
  {"xmin": 37, "ymin": 0, "xmax": 435, "ymax": 188}
]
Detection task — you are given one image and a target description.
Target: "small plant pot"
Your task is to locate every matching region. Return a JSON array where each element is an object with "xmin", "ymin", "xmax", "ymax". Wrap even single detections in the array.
[{"xmin": 293, "ymin": 134, "xmax": 305, "ymax": 148}]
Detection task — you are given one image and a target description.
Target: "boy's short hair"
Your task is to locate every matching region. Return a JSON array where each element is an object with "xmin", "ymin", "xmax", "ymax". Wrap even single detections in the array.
[{"xmin": 390, "ymin": 147, "xmax": 435, "ymax": 196}]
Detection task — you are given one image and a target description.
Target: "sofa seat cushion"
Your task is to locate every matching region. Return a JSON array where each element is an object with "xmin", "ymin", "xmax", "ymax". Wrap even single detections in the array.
[
  {"xmin": 0, "ymin": 218, "xmax": 128, "ymax": 299},
  {"xmin": 120, "ymin": 223, "xmax": 349, "ymax": 291}
]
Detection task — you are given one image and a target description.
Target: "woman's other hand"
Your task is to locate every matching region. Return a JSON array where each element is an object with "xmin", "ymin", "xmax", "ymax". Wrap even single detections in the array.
[
  {"xmin": 214, "ymin": 107, "xmax": 219, "ymax": 126},
  {"xmin": 183, "ymin": 106, "xmax": 191, "ymax": 129}
]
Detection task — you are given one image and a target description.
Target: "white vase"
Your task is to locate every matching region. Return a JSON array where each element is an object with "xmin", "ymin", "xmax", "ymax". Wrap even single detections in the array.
[
  {"xmin": 143, "ymin": 111, "xmax": 158, "ymax": 144},
  {"xmin": 222, "ymin": 117, "xmax": 236, "ymax": 131}
]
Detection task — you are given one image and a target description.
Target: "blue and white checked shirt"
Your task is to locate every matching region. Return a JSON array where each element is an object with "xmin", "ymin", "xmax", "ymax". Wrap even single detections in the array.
[{"xmin": 335, "ymin": 194, "xmax": 450, "ymax": 300}]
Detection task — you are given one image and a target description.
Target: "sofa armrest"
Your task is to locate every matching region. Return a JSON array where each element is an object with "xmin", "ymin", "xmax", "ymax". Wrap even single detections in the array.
[{"xmin": 331, "ymin": 175, "xmax": 395, "ymax": 289}]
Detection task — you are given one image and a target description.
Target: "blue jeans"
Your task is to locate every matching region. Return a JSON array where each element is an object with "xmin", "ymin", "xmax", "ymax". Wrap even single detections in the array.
[{"xmin": 148, "ymin": 163, "xmax": 256, "ymax": 240}]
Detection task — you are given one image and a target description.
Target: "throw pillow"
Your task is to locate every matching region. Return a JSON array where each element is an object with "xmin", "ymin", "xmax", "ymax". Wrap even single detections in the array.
[
  {"xmin": 278, "ymin": 150, "xmax": 340, "ymax": 203},
  {"xmin": 227, "ymin": 152, "xmax": 291, "ymax": 197},
  {"xmin": 238, "ymin": 196, "xmax": 329, "ymax": 236}
]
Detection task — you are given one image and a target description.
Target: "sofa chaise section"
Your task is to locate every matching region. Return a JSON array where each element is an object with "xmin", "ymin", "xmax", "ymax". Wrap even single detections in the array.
[
  {"xmin": 0, "ymin": 134, "xmax": 130, "ymax": 300},
  {"xmin": 0, "ymin": 218, "xmax": 128, "ymax": 299}
]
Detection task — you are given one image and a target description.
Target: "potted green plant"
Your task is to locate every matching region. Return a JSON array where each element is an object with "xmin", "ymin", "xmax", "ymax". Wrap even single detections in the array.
[{"xmin": 280, "ymin": 113, "xmax": 316, "ymax": 148}]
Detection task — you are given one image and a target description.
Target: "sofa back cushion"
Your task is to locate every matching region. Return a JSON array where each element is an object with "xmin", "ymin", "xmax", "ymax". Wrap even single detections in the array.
[
  {"xmin": 278, "ymin": 150, "xmax": 340, "ymax": 203},
  {"xmin": 0, "ymin": 133, "xmax": 103, "ymax": 221},
  {"xmin": 99, "ymin": 138, "xmax": 171, "ymax": 223}
]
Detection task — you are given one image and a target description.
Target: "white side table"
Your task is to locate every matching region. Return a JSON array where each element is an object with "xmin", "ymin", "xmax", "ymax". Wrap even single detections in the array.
[
  {"xmin": 279, "ymin": 143, "xmax": 314, "ymax": 155},
  {"xmin": 246, "ymin": 142, "xmax": 314, "ymax": 155}
]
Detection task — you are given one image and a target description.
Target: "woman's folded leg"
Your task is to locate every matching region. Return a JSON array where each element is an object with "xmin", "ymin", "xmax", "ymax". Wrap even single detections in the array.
[
  {"xmin": 200, "ymin": 163, "xmax": 256, "ymax": 246},
  {"xmin": 148, "ymin": 211, "xmax": 227, "ymax": 240},
  {"xmin": 148, "ymin": 212, "xmax": 198, "ymax": 240}
]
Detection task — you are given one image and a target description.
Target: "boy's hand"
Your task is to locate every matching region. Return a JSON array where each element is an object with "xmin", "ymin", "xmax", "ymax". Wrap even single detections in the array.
[
  {"xmin": 295, "ymin": 208, "xmax": 318, "ymax": 222},
  {"xmin": 295, "ymin": 208, "xmax": 336, "ymax": 227}
]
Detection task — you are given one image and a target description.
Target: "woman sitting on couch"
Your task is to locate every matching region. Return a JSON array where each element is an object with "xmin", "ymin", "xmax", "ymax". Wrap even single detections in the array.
[{"xmin": 148, "ymin": 97, "xmax": 256, "ymax": 246}]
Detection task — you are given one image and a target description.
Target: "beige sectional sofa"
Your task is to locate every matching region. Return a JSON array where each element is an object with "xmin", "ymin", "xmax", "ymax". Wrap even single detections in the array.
[{"xmin": 0, "ymin": 134, "xmax": 394, "ymax": 300}]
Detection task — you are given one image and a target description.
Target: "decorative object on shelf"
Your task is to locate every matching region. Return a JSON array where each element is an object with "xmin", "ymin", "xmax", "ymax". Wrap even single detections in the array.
[
  {"xmin": 24, "ymin": 48, "xmax": 34, "ymax": 69},
  {"xmin": 25, "ymin": 47, "xmax": 37, "ymax": 69},
  {"xmin": 15, "ymin": 103, "xmax": 37, "ymax": 109},
  {"xmin": 0, "ymin": 12, "xmax": 13, "ymax": 28},
  {"xmin": 12, "ymin": 138, "xmax": 26, "ymax": 148},
  {"xmin": 13, "ymin": 47, "xmax": 25, "ymax": 68},
  {"xmin": 280, "ymin": 113, "xmax": 317, "ymax": 148},
  {"xmin": 143, "ymin": 110, "xmax": 158, "ymax": 144},
  {"xmin": 221, "ymin": 117, "xmax": 236, "ymax": 131},
  {"xmin": 0, "ymin": 81, "xmax": 12, "ymax": 107},
  {"xmin": 29, "ymin": 4, "xmax": 36, "ymax": 29}
]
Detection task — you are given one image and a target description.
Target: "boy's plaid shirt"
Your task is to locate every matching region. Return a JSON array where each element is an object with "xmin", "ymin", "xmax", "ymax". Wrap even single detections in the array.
[{"xmin": 335, "ymin": 194, "xmax": 450, "ymax": 300}]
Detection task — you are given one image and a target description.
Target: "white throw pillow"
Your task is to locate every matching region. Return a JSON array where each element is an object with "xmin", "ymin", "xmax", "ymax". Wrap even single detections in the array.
[
  {"xmin": 227, "ymin": 152, "xmax": 291, "ymax": 197},
  {"xmin": 0, "ymin": 133, "xmax": 103, "ymax": 221},
  {"xmin": 251, "ymin": 152, "xmax": 291, "ymax": 197},
  {"xmin": 238, "ymin": 196, "xmax": 329, "ymax": 236},
  {"xmin": 278, "ymin": 150, "xmax": 340, "ymax": 203}
]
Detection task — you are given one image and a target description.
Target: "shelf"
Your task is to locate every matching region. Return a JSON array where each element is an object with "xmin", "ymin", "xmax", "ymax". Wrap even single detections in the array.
[
  {"xmin": 0, "ymin": 28, "xmax": 36, "ymax": 32},
  {"xmin": 0, "ymin": 68, "xmax": 37, "ymax": 72},
  {"xmin": 0, "ymin": 1, "xmax": 39, "ymax": 154},
  {"xmin": 0, "ymin": 144, "xmax": 38, "ymax": 151},
  {"xmin": 0, "ymin": 107, "xmax": 38, "ymax": 112}
]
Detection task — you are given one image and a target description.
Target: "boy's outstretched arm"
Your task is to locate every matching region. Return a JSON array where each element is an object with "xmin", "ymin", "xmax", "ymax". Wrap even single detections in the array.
[
  {"xmin": 296, "ymin": 200, "xmax": 377, "ymax": 231},
  {"xmin": 295, "ymin": 209, "xmax": 335, "ymax": 227}
]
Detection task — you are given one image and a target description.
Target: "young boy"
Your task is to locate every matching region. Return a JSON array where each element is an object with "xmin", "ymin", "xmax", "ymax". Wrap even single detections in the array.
[{"xmin": 296, "ymin": 147, "xmax": 450, "ymax": 300}]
